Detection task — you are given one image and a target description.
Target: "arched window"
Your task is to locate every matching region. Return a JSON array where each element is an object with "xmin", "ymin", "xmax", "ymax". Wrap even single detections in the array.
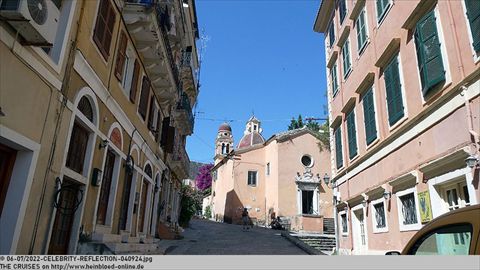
[
  {"xmin": 77, "ymin": 96, "xmax": 94, "ymax": 122},
  {"xmin": 144, "ymin": 164, "xmax": 153, "ymax": 179},
  {"xmin": 226, "ymin": 144, "xmax": 230, "ymax": 154},
  {"xmin": 221, "ymin": 143, "xmax": 226, "ymax": 154}
]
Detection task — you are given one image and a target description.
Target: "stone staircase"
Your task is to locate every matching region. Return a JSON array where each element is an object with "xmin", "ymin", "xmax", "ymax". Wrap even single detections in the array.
[
  {"xmin": 297, "ymin": 234, "xmax": 336, "ymax": 254},
  {"xmin": 78, "ymin": 226, "xmax": 163, "ymax": 255},
  {"xmin": 323, "ymin": 218, "xmax": 335, "ymax": 235}
]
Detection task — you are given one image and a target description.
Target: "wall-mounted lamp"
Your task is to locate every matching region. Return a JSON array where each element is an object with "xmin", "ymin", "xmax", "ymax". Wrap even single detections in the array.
[
  {"xmin": 383, "ymin": 191, "xmax": 392, "ymax": 200},
  {"xmin": 0, "ymin": 107, "xmax": 5, "ymax": 117},
  {"xmin": 154, "ymin": 182, "xmax": 160, "ymax": 193},
  {"xmin": 465, "ymin": 154, "xmax": 479, "ymax": 169},
  {"xmin": 99, "ymin": 139, "xmax": 109, "ymax": 149}
]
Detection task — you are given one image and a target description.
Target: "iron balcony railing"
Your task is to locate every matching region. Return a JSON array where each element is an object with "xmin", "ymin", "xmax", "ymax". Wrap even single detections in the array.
[
  {"xmin": 176, "ymin": 92, "xmax": 195, "ymax": 130},
  {"xmin": 155, "ymin": 4, "xmax": 182, "ymax": 97},
  {"xmin": 125, "ymin": 0, "xmax": 155, "ymax": 8}
]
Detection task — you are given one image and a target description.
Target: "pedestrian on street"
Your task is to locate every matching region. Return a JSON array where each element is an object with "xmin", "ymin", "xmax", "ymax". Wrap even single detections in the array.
[{"xmin": 242, "ymin": 208, "xmax": 250, "ymax": 231}]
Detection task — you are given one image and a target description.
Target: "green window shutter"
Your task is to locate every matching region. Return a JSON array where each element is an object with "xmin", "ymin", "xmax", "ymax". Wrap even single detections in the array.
[
  {"xmin": 414, "ymin": 10, "xmax": 445, "ymax": 97},
  {"xmin": 346, "ymin": 110, "xmax": 358, "ymax": 159},
  {"xmin": 384, "ymin": 56, "xmax": 405, "ymax": 126},
  {"xmin": 329, "ymin": 22, "xmax": 335, "ymax": 48},
  {"xmin": 357, "ymin": 9, "xmax": 367, "ymax": 52},
  {"xmin": 343, "ymin": 40, "xmax": 351, "ymax": 78},
  {"xmin": 465, "ymin": 0, "xmax": 480, "ymax": 52},
  {"xmin": 331, "ymin": 64, "xmax": 339, "ymax": 96},
  {"xmin": 339, "ymin": 0, "xmax": 347, "ymax": 24},
  {"xmin": 335, "ymin": 127, "xmax": 343, "ymax": 169},
  {"xmin": 362, "ymin": 87, "xmax": 377, "ymax": 145},
  {"xmin": 377, "ymin": 0, "xmax": 391, "ymax": 22}
]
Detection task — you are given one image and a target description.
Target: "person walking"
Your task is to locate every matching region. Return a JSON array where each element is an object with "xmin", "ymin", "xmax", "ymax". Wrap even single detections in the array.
[{"xmin": 241, "ymin": 208, "xmax": 250, "ymax": 231}]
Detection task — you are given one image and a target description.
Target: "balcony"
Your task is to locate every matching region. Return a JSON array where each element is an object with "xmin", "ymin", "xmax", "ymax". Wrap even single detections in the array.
[
  {"xmin": 168, "ymin": 135, "xmax": 190, "ymax": 180},
  {"xmin": 173, "ymin": 92, "xmax": 194, "ymax": 135},
  {"xmin": 122, "ymin": 1, "xmax": 181, "ymax": 102},
  {"xmin": 180, "ymin": 48, "xmax": 199, "ymax": 100}
]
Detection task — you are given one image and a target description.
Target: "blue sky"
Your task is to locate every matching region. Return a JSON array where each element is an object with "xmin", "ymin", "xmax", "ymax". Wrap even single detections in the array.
[{"xmin": 186, "ymin": 0, "xmax": 327, "ymax": 164}]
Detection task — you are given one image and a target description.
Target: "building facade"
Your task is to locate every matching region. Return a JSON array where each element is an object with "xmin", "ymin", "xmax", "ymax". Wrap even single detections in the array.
[
  {"xmin": 314, "ymin": 0, "xmax": 480, "ymax": 254},
  {"xmin": 0, "ymin": 0, "xmax": 199, "ymax": 254},
  {"xmin": 210, "ymin": 117, "xmax": 333, "ymax": 233}
]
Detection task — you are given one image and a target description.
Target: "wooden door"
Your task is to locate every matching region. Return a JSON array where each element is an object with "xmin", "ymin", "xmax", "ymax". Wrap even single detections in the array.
[
  {"xmin": 138, "ymin": 180, "xmax": 148, "ymax": 232},
  {"xmin": 48, "ymin": 178, "xmax": 82, "ymax": 254},
  {"xmin": 119, "ymin": 172, "xmax": 133, "ymax": 231},
  {"xmin": 65, "ymin": 122, "xmax": 90, "ymax": 174},
  {"xmin": 97, "ymin": 150, "xmax": 116, "ymax": 225}
]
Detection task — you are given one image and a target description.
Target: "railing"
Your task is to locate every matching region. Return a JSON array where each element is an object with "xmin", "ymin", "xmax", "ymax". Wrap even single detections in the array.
[
  {"xmin": 155, "ymin": 4, "xmax": 182, "ymax": 96},
  {"xmin": 172, "ymin": 134, "xmax": 190, "ymax": 175},
  {"xmin": 176, "ymin": 92, "xmax": 195, "ymax": 130}
]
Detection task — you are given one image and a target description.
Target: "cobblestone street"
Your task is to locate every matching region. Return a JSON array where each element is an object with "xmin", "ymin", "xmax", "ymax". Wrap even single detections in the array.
[{"xmin": 158, "ymin": 219, "xmax": 308, "ymax": 255}]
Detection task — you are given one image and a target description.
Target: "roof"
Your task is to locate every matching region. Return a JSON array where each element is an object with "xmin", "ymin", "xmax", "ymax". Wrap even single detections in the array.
[
  {"xmin": 313, "ymin": 0, "xmax": 335, "ymax": 33},
  {"xmin": 265, "ymin": 127, "xmax": 321, "ymax": 144},
  {"xmin": 218, "ymin": 122, "xmax": 232, "ymax": 132},
  {"xmin": 237, "ymin": 132, "xmax": 265, "ymax": 149}
]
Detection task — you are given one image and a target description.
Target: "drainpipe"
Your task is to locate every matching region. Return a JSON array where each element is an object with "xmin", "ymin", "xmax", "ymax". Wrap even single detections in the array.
[
  {"xmin": 461, "ymin": 85, "xmax": 480, "ymax": 153},
  {"xmin": 333, "ymin": 188, "xmax": 339, "ymax": 253}
]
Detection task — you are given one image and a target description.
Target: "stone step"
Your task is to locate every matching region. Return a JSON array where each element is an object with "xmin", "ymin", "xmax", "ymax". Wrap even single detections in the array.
[
  {"xmin": 92, "ymin": 233, "xmax": 122, "ymax": 243},
  {"xmin": 105, "ymin": 242, "xmax": 159, "ymax": 254}
]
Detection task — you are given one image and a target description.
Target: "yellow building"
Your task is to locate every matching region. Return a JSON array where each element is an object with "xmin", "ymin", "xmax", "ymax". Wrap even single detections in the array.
[{"xmin": 0, "ymin": 0, "xmax": 199, "ymax": 255}]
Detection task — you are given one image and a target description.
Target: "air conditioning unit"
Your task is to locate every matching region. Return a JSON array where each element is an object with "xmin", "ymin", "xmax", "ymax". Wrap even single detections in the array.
[{"xmin": 0, "ymin": 0, "xmax": 59, "ymax": 46}]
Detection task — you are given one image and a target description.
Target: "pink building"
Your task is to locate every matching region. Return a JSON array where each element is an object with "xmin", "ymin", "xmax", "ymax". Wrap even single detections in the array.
[
  {"xmin": 210, "ymin": 117, "xmax": 333, "ymax": 233},
  {"xmin": 314, "ymin": 0, "xmax": 480, "ymax": 254}
]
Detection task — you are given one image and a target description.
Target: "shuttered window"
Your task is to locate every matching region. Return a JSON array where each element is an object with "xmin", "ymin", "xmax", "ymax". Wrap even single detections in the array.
[
  {"xmin": 114, "ymin": 32, "xmax": 127, "ymax": 81},
  {"xmin": 465, "ymin": 0, "xmax": 480, "ymax": 53},
  {"xmin": 155, "ymin": 110, "xmax": 162, "ymax": 142},
  {"xmin": 334, "ymin": 127, "xmax": 343, "ymax": 169},
  {"xmin": 331, "ymin": 63, "xmax": 339, "ymax": 96},
  {"xmin": 339, "ymin": 0, "xmax": 347, "ymax": 25},
  {"xmin": 130, "ymin": 60, "xmax": 140, "ymax": 103},
  {"xmin": 362, "ymin": 87, "xmax": 377, "ymax": 145},
  {"xmin": 346, "ymin": 109, "xmax": 358, "ymax": 159},
  {"xmin": 342, "ymin": 39, "xmax": 351, "ymax": 78},
  {"xmin": 376, "ymin": 0, "xmax": 391, "ymax": 23},
  {"xmin": 93, "ymin": 0, "xmax": 116, "ymax": 60},
  {"xmin": 328, "ymin": 22, "xmax": 335, "ymax": 48},
  {"xmin": 248, "ymin": 171, "xmax": 257, "ymax": 186},
  {"xmin": 356, "ymin": 8, "xmax": 368, "ymax": 53},
  {"xmin": 414, "ymin": 10, "xmax": 445, "ymax": 97},
  {"xmin": 138, "ymin": 76, "xmax": 150, "ymax": 120},
  {"xmin": 384, "ymin": 55, "xmax": 405, "ymax": 126},
  {"xmin": 66, "ymin": 122, "xmax": 90, "ymax": 174}
]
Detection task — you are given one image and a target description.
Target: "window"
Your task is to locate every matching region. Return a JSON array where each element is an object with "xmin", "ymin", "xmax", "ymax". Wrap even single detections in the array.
[
  {"xmin": 301, "ymin": 155, "xmax": 313, "ymax": 168},
  {"xmin": 341, "ymin": 213, "xmax": 348, "ymax": 234},
  {"xmin": 247, "ymin": 171, "xmax": 257, "ymax": 187},
  {"xmin": 346, "ymin": 109, "xmax": 357, "ymax": 159},
  {"xmin": 376, "ymin": 0, "xmax": 392, "ymax": 23},
  {"xmin": 93, "ymin": 0, "xmax": 116, "ymax": 60},
  {"xmin": 408, "ymin": 224, "xmax": 472, "ymax": 255},
  {"xmin": 372, "ymin": 199, "xmax": 388, "ymax": 233},
  {"xmin": 266, "ymin": 163, "xmax": 270, "ymax": 176},
  {"xmin": 138, "ymin": 76, "xmax": 150, "ymax": 120},
  {"xmin": 339, "ymin": 0, "xmax": 347, "ymax": 25},
  {"xmin": 302, "ymin": 190, "xmax": 314, "ymax": 215},
  {"xmin": 442, "ymin": 182, "xmax": 471, "ymax": 212},
  {"xmin": 414, "ymin": 10, "xmax": 446, "ymax": 97},
  {"xmin": 464, "ymin": 0, "xmax": 480, "ymax": 54},
  {"xmin": 384, "ymin": 55, "xmax": 405, "ymax": 126},
  {"xmin": 129, "ymin": 60, "xmax": 140, "ymax": 103},
  {"xmin": 77, "ymin": 96, "xmax": 94, "ymax": 122},
  {"xmin": 396, "ymin": 188, "xmax": 421, "ymax": 231},
  {"xmin": 356, "ymin": 7, "xmax": 368, "ymax": 54},
  {"xmin": 147, "ymin": 96, "xmax": 159, "ymax": 132},
  {"xmin": 362, "ymin": 87, "xmax": 377, "ymax": 145},
  {"xmin": 65, "ymin": 122, "xmax": 90, "ymax": 174},
  {"xmin": 328, "ymin": 22, "xmax": 335, "ymax": 48},
  {"xmin": 115, "ymin": 32, "xmax": 128, "ymax": 81},
  {"xmin": 334, "ymin": 127, "xmax": 343, "ymax": 169},
  {"xmin": 342, "ymin": 39, "xmax": 352, "ymax": 78},
  {"xmin": 331, "ymin": 63, "xmax": 339, "ymax": 97}
]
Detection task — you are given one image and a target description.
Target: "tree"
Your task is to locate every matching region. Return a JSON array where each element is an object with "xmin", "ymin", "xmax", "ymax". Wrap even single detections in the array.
[
  {"xmin": 287, "ymin": 116, "xmax": 330, "ymax": 151},
  {"xmin": 195, "ymin": 164, "xmax": 213, "ymax": 191},
  {"xmin": 179, "ymin": 185, "xmax": 201, "ymax": 227}
]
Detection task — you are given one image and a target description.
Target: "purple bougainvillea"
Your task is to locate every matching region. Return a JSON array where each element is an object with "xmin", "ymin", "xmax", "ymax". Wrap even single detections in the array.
[{"xmin": 195, "ymin": 164, "xmax": 213, "ymax": 191}]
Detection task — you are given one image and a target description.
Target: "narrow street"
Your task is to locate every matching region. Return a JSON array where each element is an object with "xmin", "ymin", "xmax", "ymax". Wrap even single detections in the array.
[{"xmin": 158, "ymin": 219, "xmax": 307, "ymax": 255}]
